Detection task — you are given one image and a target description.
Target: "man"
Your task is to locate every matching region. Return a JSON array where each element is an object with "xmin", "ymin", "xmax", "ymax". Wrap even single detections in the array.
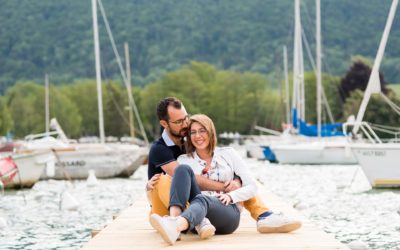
[{"xmin": 147, "ymin": 97, "xmax": 301, "ymax": 234}]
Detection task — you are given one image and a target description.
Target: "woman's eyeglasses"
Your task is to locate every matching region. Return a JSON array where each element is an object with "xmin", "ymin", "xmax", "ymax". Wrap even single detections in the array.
[{"xmin": 189, "ymin": 128, "xmax": 207, "ymax": 137}]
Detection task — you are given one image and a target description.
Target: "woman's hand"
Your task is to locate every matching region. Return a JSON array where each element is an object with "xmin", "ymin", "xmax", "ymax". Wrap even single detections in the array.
[
  {"xmin": 146, "ymin": 174, "xmax": 161, "ymax": 191},
  {"xmin": 216, "ymin": 193, "xmax": 232, "ymax": 206}
]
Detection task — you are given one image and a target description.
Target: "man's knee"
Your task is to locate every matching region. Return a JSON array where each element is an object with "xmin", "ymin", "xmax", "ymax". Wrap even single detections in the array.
[{"xmin": 157, "ymin": 174, "xmax": 172, "ymax": 186}]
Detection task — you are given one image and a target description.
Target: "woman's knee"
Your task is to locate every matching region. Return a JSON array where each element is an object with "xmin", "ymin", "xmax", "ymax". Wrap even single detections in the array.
[{"xmin": 174, "ymin": 164, "xmax": 193, "ymax": 176}]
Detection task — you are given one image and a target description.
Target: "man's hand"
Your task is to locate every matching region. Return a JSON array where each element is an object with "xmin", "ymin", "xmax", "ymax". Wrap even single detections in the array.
[
  {"xmin": 146, "ymin": 174, "xmax": 161, "ymax": 191},
  {"xmin": 224, "ymin": 179, "xmax": 242, "ymax": 192}
]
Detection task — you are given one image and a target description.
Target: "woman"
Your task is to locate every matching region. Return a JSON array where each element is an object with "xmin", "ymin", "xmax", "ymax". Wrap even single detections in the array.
[{"xmin": 150, "ymin": 114, "xmax": 258, "ymax": 245}]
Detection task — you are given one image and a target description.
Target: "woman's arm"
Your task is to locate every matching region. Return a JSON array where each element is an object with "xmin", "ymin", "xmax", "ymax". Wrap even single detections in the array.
[{"xmin": 225, "ymin": 148, "xmax": 258, "ymax": 203}]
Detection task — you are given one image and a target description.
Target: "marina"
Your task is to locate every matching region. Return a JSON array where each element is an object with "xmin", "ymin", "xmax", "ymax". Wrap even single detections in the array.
[
  {"xmin": 1, "ymin": 0, "xmax": 400, "ymax": 249},
  {"xmin": 1, "ymin": 159, "xmax": 399, "ymax": 249}
]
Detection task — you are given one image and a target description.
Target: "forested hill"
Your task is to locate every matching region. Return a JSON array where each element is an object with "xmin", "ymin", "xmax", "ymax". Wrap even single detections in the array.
[{"xmin": 1, "ymin": 0, "xmax": 400, "ymax": 93}]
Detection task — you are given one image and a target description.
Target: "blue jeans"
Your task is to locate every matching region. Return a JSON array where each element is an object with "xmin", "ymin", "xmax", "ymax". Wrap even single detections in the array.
[{"xmin": 169, "ymin": 164, "xmax": 241, "ymax": 234}]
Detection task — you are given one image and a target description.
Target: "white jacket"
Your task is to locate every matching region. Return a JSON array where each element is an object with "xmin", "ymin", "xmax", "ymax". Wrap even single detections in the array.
[{"xmin": 177, "ymin": 147, "xmax": 258, "ymax": 203}]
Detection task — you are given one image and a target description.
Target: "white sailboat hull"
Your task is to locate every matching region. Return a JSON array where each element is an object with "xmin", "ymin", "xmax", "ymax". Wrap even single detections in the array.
[
  {"xmin": 272, "ymin": 141, "xmax": 357, "ymax": 165},
  {"xmin": 40, "ymin": 144, "xmax": 148, "ymax": 180},
  {"xmin": 351, "ymin": 143, "xmax": 400, "ymax": 187},
  {"xmin": 6, "ymin": 150, "xmax": 54, "ymax": 188}
]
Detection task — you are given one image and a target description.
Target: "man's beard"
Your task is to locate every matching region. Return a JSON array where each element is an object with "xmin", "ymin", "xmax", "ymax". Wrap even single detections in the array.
[{"xmin": 169, "ymin": 127, "xmax": 188, "ymax": 138}]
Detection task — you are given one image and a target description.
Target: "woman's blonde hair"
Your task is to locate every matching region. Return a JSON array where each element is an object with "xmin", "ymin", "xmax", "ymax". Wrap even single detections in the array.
[{"xmin": 186, "ymin": 114, "xmax": 217, "ymax": 156}]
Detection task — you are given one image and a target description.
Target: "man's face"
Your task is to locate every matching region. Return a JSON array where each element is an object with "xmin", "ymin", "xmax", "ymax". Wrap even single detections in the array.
[{"xmin": 165, "ymin": 105, "xmax": 189, "ymax": 138}]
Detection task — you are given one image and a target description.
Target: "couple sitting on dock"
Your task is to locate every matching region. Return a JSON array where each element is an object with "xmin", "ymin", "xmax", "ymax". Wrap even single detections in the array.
[{"xmin": 146, "ymin": 97, "xmax": 301, "ymax": 245}]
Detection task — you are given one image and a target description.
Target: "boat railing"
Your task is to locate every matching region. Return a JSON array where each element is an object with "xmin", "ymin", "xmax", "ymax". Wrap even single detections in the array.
[
  {"xmin": 25, "ymin": 131, "xmax": 60, "ymax": 141},
  {"xmin": 342, "ymin": 121, "xmax": 382, "ymax": 144}
]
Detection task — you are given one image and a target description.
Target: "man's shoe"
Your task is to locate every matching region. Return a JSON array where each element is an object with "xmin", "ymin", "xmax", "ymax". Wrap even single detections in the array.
[
  {"xmin": 257, "ymin": 213, "xmax": 302, "ymax": 233},
  {"xmin": 195, "ymin": 218, "xmax": 216, "ymax": 239},
  {"xmin": 149, "ymin": 214, "xmax": 180, "ymax": 245}
]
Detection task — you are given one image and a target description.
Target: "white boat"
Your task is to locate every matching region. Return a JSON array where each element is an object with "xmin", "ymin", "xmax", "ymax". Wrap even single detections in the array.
[
  {"xmin": 272, "ymin": 139, "xmax": 357, "ymax": 165},
  {"xmin": 344, "ymin": 0, "xmax": 400, "ymax": 187},
  {"xmin": 0, "ymin": 150, "xmax": 54, "ymax": 188},
  {"xmin": 22, "ymin": 120, "xmax": 148, "ymax": 180},
  {"xmin": 265, "ymin": 0, "xmax": 356, "ymax": 165},
  {"xmin": 45, "ymin": 143, "xmax": 147, "ymax": 179},
  {"xmin": 350, "ymin": 143, "xmax": 400, "ymax": 187}
]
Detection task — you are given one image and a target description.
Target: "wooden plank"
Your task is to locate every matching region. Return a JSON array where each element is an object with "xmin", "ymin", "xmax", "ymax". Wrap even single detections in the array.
[{"xmin": 81, "ymin": 186, "xmax": 349, "ymax": 249}]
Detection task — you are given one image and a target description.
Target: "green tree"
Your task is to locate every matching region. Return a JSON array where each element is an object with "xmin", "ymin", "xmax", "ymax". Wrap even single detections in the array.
[
  {"xmin": 339, "ymin": 60, "xmax": 388, "ymax": 102},
  {"xmin": 303, "ymin": 72, "xmax": 344, "ymax": 124},
  {"xmin": 0, "ymin": 96, "xmax": 13, "ymax": 135},
  {"xmin": 62, "ymin": 80, "xmax": 99, "ymax": 136},
  {"xmin": 103, "ymin": 81, "xmax": 130, "ymax": 137},
  {"xmin": 5, "ymin": 81, "xmax": 81, "ymax": 138}
]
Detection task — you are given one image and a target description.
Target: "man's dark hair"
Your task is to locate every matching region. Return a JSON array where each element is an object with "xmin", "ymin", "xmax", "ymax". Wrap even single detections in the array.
[{"xmin": 157, "ymin": 97, "xmax": 182, "ymax": 121}]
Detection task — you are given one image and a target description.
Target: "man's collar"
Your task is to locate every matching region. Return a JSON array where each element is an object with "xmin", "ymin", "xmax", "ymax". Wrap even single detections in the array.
[{"xmin": 162, "ymin": 129, "xmax": 176, "ymax": 146}]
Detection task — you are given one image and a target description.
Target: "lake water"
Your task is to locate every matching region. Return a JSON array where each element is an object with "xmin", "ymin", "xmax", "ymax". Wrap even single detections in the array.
[
  {"xmin": 251, "ymin": 160, "xmax": 400, "ymax": 250},
  {"xmin": 0, "ymin": 159, "xmax": 399, "ymax": 249},
  {"xmin": 0, "ymin": 167, "xmax": 147, "ymax": 250}
]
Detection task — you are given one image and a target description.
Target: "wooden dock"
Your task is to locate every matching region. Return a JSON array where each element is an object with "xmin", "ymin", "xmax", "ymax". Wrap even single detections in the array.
[{"xmin": 81, "ymin": 186, "xmax": 349, "ymax": 249}]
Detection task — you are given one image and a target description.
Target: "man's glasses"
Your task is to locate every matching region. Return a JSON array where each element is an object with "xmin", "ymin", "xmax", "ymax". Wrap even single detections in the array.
[
  {"xmin": 189, "ymin": 128, "xmax": 208, "ymax": 137},
  {"xmin": 168, "ymin": 115, "xmax": 190, "ymax": 126}
]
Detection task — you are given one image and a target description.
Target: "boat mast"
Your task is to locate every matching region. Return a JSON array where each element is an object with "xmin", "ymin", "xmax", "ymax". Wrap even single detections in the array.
[
  {"xmin": 283, "ymin": 46, "xmax": 290, "ymax": 125},
  {"xmin": 316, "ymin": 0, "xmax": 322, "ymax": 137},
  {"xmin": 96, "ymin": 0, "xmax": 149, "ymax": 145},
  {"xmin": 92, "ymin": 0, "xmax": 105, "ymax": 143},
  {"xmin": 45, "ymin": 74, "xmax": 50, "ymax": 133},
  {"xmin": 353, "ymin": 0, "xmax": 398, "ymax": 134},
  {"xmin": 124, "ymin": 42, "xmax": 135, "ymax": 140},
  {"xmin": 293, "ymin": 0, "xmax": 305, "ymax": 127}
]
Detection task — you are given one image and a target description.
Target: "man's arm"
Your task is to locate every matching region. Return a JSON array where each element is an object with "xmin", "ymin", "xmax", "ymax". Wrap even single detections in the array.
[
  {"xmin": 195, "ymin": 175, "xmax": 225, "ymax": 192},
  {"xmin": 161, "ymin": 161, "xmax": 225, "ymax": 191},
  {"xmin": 160, "ymin": 160, "xmax": 179, "ymax": 176},
  {"xmin": 158, "ymin": 158, "xmax": 232, "ymax": 192}
]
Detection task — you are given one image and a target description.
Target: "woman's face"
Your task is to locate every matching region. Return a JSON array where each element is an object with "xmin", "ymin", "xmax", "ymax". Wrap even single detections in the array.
[{"xmin": 189, "ymin": 122, "xmax": 210, "ymax": 151}]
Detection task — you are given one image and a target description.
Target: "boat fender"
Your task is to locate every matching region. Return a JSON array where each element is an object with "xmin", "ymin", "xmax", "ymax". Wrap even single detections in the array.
[
  {"xmin": 60, "ymin": 191, "xmax": 79, "ymax": 211},
  {"xmin": 86, "ymin": 170, "xmax": 98, "ymax": 187},
  {"xmin": 348, "ymin": 240, "xmax": 368, "ymax": 250},
  {"xmin": 0, "ymin": 217, "xmax": 7, "ymax": 229},
  {"xmin": 345, "ymin": 145, "xmax": 352, "ymax": 158},
  {"xmin": 46, "ymin": 160, "xmax": 55, "ymax": 177}
]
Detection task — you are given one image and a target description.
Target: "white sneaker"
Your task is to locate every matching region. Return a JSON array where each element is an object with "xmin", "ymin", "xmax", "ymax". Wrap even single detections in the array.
[
  {"xmin": 195, "ymin": 218, "xmax": 216, "ymax": 239},
  {"xmin": 257, "ymin": 213, "xmax": 302, "ymax": 233},
  {"xmin": 149, "ymin": 214, "xmax": 181, "ymax": 245}
]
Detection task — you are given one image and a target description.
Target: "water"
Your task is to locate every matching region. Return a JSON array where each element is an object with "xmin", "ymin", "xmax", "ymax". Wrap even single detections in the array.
[
  {"xmin": 1, "ymin": 160, "xmax": 399, "ymax": 249},
  {"xmin": 250, "ymin": 160, "xmax": 400, "ymax": 250},
  {"xmin": 0, "ymin": 167, "xmax": 147, "ymax": 250}
]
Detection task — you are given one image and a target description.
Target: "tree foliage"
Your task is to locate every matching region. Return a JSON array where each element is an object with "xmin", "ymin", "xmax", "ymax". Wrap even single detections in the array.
[
  {"xmin": 5, "ymin": 81, "xmax": 81, "ymax": 137},
  {"xmin": 303, "ymin": 72, "xmax": 343, "ymax": 123},
  {"xmin": 0, "ymin": 97, "xmax": 13, "ymax": 135},
  {"xmin": 339, "ymin": 60, "xmax": 388, "ymax": 101},
  {"xmin": 1, "ymin": 61, "xmax": 399, "ymax": 140},
  {"xmin": 1, "ymin": 0, "xmax": 400, "ymax": 92}
]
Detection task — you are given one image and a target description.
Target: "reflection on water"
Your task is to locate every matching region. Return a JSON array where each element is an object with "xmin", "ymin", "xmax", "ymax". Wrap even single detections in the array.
[
  {"xmin": 0, "ymin": 167, "xmax": 146, "ymax": 250},
  {"xmin": 252, "ymin": 160, "xmax": 400, "ymax": 250},
  {"xmin": 1, "ymin": 161, "xmax": 399, "ymax": 250}
]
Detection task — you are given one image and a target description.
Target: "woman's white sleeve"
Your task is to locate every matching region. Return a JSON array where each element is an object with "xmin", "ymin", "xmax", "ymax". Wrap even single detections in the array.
[{"xmin": 227, "ymin": 149, "xmax": 258, "ymax": 203}]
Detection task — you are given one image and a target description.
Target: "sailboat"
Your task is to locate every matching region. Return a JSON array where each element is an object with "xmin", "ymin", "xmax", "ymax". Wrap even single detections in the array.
[
  {"xmin": 344, "ymin": 0, "xmax": 400, "ymax": 188},
  {"xmin": 16, "ymin": 0, "xmax": 148, "ymax": 180},
  {"xmin": 270, "ymin": 0, "xmax": 357, "ymax": 164},
  {"xmin": 0, "ymin": 150, "xmax": 54, "ymax": 188}
]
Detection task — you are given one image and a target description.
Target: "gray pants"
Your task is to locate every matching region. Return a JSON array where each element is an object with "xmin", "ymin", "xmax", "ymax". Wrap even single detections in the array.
[{"xmin": 170, "ymin": 165, "xmax": 241, "ymax": 234}]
